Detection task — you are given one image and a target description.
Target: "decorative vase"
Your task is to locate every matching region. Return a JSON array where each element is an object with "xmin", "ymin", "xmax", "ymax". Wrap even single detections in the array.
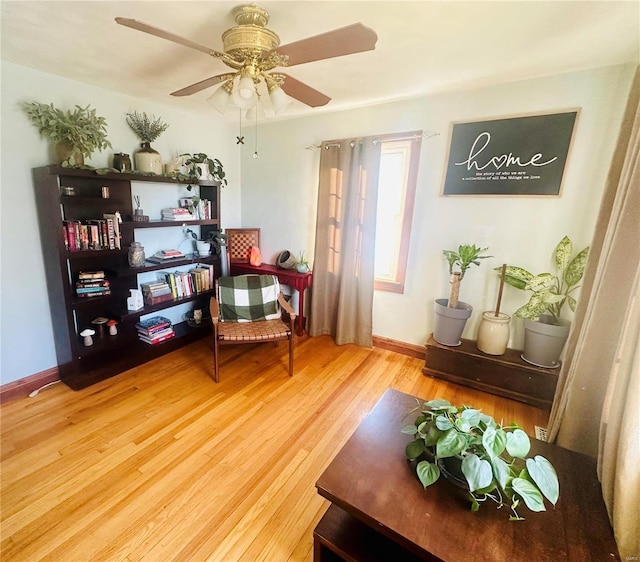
[
  {"xmin": 296, "ymin": 263, "xmax": 309, "ymax": 273},
  {"xmin": 55, "ymin": 140, "xmax": 84, "ymax": 167},
  {"xmin": 134, "ymin": 142, "xmax": 163, "ymax": 174},
  {"xmin": 477, "ymin": 311, "xmax": 511, "ymax": 355},
  {"xmin": 128, "ymin": 242, "xmax": 145, "ymax": 267},
  {"xmin": 433, "ymin": 298, "xmax": 473, "ymax": 346},
  {"xmin": 522, "ymin": 315, "xmax": 570, "ymax": 368}
]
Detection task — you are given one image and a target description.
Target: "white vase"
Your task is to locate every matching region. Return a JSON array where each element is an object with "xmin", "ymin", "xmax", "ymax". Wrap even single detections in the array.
[
  {"xmin": 476, "ymin": 311, "xmax": 510, "ymax": 355},
  {"xmin": 134, "ymin": 142, "xmax": 163, "ymax": 174}
]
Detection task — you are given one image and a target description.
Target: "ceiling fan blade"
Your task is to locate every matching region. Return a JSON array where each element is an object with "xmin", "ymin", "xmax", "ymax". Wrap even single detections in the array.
[
  {"xmin": 171, "ymin": 73, "xmax": 235, "ymax": 97},
  {"xmin": 115, "ymin": 17, "xmax": 225, "ymax": 58},
  {"xmin": 276, "ymin": 23, "xmax": 377, "ymax": 67},
  {"xmin": 278, "ymin": 74, "xmax": 331, "ymax": 108}
]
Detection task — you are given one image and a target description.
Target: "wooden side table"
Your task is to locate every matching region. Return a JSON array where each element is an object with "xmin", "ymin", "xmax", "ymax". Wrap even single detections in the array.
[
  {"xmin": 314, "ymin": 388, "xmax": 619, "ymax": 561},
  {"xmin": 229, "ymin": 262, "xmax": 312, "ymax": 336}
]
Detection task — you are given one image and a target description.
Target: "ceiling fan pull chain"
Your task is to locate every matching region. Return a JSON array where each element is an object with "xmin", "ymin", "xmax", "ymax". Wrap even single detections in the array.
[{"xmin": 253, "ymin": 109, "xmax": 259, "ymax": 159}]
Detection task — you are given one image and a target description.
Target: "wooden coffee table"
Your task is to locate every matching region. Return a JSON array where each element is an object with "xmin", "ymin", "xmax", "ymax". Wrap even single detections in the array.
[{"xmin": 314, "ymin": 388, "xmax": 620, "ymax": 561}]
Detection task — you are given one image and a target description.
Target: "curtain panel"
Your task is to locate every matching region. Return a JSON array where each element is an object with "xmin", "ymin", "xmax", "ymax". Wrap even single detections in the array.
[{"xmin": 309, "ymin": 138, "xmax": 382, "ymax": 346}]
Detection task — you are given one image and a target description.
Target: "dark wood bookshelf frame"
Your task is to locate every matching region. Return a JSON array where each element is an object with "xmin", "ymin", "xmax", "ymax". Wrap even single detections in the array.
[{"xmin": 33, "ymin": 165, "xmax": 221, "ymax": 390}]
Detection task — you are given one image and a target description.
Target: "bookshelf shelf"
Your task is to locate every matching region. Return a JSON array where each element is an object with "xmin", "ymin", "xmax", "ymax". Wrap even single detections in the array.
[{"xmin": 33, "ymin": 165, "xmax": 221, "ymax": 390}]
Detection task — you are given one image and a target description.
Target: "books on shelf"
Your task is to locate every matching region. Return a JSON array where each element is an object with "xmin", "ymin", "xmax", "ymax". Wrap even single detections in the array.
[
  {"xmin": 136, "ymin": 316, "xmax": 175, "ymax": 345},
  {"xmin": 146, "ymin": 249, "xmax": 186, "ymax": 264},
  {"xmin": 161, "ymin": 208, "xmax": 196, "ymax": 221},
  {"xmin": 76, "ymin": 271, "xmax": 110, "ymax": 297},
  {"xmin": 141, "ymin": 281, "xmax": 173, "ymax": 305},
  {"xmin": 162, "ymin": 263, "xmax": 214, "ymax": 300},
  {"xmin": 62, "ymin": 212, "xmax": 121, "ymax": 252}
]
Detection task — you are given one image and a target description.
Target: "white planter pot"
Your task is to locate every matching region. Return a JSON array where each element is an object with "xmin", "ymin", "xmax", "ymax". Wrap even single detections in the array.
[
  {"xmin": 477, "ymin": 311, "xmax": 511, "ymax": 355},
  {"xmin": 195, "ymin": 241, "xmax": 211, "ymax": 256},
  {"xmin": 433, "ymin": 298, "xmax": 473, "ymax": 346},
  {"xmin": 522, "ymin": 315, "xmax": 570, "ymax": 368}
]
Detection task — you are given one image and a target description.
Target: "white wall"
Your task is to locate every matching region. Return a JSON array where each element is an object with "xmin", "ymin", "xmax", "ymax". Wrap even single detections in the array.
[
  {"xmin": 0, "ymin": 61, "xmax": 240, "ymax": 385},
  {"xmin": 239, "ymin": 64, "xmax": 636, "ymax": 349}
]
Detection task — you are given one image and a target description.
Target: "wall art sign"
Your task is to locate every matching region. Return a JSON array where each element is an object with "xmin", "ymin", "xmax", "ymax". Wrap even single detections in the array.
[{"xmin": 441, "ymin": 110, "xmax": 579, "ymax": 196}]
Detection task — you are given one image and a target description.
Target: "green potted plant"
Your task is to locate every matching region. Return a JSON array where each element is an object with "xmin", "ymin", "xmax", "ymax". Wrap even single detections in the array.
[
  {"xmin": 22, "ymin": 101, "xmax": 112, "ymax": 167},
  {"xmin": 295, "ymin": 251, "xmax": 310, "ymax": 273},
  {"xmin": 498, "ymin": 235, "xmax": 589, "ymax": 368},
  {"xmin": 125, "ymin": 111, "xmax": 169, "ymax": 174},
  {"xmin": 180, "ymin": 153, "xmax": 228, "ymax": 190},
  {"xmin": 402, "ymin": 398, "xmax": 559, "ymax": 521},
  {"xmin": 434, "ymin": 244, "xmax": 491, "ymax": 346},
  {"xmin": 185, "ymin": 228, "xmax": 228, "ymax": 257}
]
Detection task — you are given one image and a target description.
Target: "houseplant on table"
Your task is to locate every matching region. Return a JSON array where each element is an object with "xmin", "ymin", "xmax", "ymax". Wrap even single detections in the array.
[
  {"xmin": 434, "ymin": 244, "xmax": 491, "ymax": 346},
  {"xmin": 498, "ymin": 235, "xmax": 589, "ymax": 368},
  {"xmin": 402, "ymin": 398, "xmax": 559, "ymax": 521},
  {"xmin": 125, "ymin": 111, "xmax": 169, "ymax": 174},
  {"xmin": 22, "ymin": 101, "xmax": 112, "ymax": 167}
]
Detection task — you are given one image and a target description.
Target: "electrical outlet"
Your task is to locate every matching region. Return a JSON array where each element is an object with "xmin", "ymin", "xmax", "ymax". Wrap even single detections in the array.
[{"xmin": 534, "ymin": 426, "xmax": 548, "ymax": 441}]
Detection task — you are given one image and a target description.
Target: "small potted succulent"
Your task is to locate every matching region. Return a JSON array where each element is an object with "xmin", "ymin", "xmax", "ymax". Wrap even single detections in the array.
[
  {"xmin": 22, "ymin": 101, "xmax": 112, "ymax": 167},
  {"xmin": 295, "ymin": 251, "xmax": 310, "ymax": 273},
  {"xmin": 434, "ymin": 244, "xmax": 491, "ymax": 346},
  {"xmin": 402, "ymin": 398, "xmax": 559, "ymax": 520},
  {"xmin": 125, "ymin": 111, "xmax": 169, "ymax": 174},
  {"xmin": 499, "ymin": 235, "xmax": 589, "ymax": 368}
]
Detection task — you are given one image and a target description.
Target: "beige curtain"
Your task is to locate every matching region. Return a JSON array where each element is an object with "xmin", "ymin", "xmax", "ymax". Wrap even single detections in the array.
[
  {"xmin": 309, "ymin": 138, "xmax": 382, "ymax": 346},
  {"xmin": 548, "ymin": 68, "xmax": 639, "ymax": 559}
]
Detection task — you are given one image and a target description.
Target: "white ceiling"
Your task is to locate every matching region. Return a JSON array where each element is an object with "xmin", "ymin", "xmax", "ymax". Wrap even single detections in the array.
[{"xmin": 2, "ymin": 1, "xmax": 639, "ymax": 122}]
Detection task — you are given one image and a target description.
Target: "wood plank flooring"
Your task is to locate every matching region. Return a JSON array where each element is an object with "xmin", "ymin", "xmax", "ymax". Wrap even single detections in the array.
[{"xmin": 1, "ymin": 335, "xmax": 548, "ymax": 561}]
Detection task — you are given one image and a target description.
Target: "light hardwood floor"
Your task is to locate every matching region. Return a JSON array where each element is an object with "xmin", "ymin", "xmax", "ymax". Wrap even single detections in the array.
[{"xmin": 1, "ymin": 335, "xmax": 548, "ymax": 561}]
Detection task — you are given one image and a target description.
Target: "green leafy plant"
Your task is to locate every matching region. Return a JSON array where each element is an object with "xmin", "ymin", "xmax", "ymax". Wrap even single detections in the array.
[
  {"xmin": 185, "ymin": 228, "xmax": 228, "ymax": 255},
  {"xmin": 402, "ymin": 398, "xmax": 559, "ymax": 520},
  {"xmin": 125, "ymin": 111, "xmax": 169, "ymax": 143},
  {"xmin": 22, "ymin": 101, "xmax": 112, "ymax": 166},
  {"xmin": 297, "ymin": 251, "xmax": 309, "ymax": 268},
  {"xmin": 442, "ymin": 244, "xmax": 491, "ymax": 307},
  {"xmin": 497, "ymin": 236, "xmax": 589, "ymax": 323},
  {"xmin": 181, "ymin": 152, "xmax": 227, "ymax": 189}
]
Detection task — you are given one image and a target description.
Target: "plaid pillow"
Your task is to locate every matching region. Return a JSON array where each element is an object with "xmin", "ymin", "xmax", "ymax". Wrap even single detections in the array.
[{"xmin": 218, "ymin": 274, "xmax": 281, "ymax": 323}]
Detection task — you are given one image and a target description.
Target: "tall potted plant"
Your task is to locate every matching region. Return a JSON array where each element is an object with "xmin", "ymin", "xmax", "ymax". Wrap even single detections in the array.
[
  {"xmin": 433, "ymin": 244, "xmax": 491, "ymax": 346},
  {"xmin": 22, "ymin": 101, "xmax": 112, "ymax": 167},
  {"xmin": 499, "ymin": 235, "xmax": 589, "ymax": 368}
]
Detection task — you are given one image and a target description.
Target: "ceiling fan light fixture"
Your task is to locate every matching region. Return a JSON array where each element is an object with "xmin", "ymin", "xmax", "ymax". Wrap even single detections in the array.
[
  {"xmin": 206, "ymin": 81, "xmax": 233, "ymax": 114},
  {"xmin": 245, "ymin": 104, "xmax": 266, "ymax": 121},
  {"xmin": 238, "ymin": 74, "xmax": 256, "ymax": 99},
  {"xmin": 269, "ymin": 85, "xmax": 291, "ymax": 114},
  {"xmin": 231, "ymin": 75, "xmax": 258, "ymax": 109}
]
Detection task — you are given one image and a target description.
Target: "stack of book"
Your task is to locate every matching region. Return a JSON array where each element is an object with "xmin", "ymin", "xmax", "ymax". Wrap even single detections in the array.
[
  {"xmin": 76, "ymin": 271, "xmax": 110, "ymax": 298},
  {"xmin": 146, "ymin": 249, "xmax": 186, "ymax": 264},
  {"xmin": 161, "ymin": 208, "xmax": 196, "ymax": 221},
  {"xmin": 136, "ymin": 316, "xmax": 175, "ymax": 345},
  {"xmin": 140, "ymin": 281, "xmax": 173, "ymax": 305}
]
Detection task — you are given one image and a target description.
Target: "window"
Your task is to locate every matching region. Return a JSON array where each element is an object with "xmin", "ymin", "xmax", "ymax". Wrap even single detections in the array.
[{"xmin": 374, "ymin": 134, "xmax": 421, "ymax": 293}]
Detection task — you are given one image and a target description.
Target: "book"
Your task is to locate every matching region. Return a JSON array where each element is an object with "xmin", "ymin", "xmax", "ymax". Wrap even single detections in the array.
[
  {"xmin": 138, "ymin": 331, "xmax": 176, "ymax": 345},
  {"xmin": 135, "ymin": 316, "xmax": 172, "ymax": 334},
  {"xmin": 137, "ymin": 326, "xmax": 174, "ymax": 339},
  {"xmin": 102, "ymin": 213, "xmax": 121, "ymax": 249},
  {"xmin": 76, "ymin": 290, "xmax": 111, "ymax": 298},
  {"xmin": 143, "ymin": 293, "xmax": 174, "ymax": 306},
  {"xmin": 78, "ymin": 271, "xmax": 105, "ymax": 280},
  {"xmin": 76, "ymin": 280, "xmax": 110, "ymax": 289}
]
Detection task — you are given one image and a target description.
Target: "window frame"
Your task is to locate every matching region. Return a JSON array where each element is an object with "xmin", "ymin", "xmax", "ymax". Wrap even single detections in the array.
[{"xmin": 374, "ymin": 132, "xmax": 422, "ymax": 294}]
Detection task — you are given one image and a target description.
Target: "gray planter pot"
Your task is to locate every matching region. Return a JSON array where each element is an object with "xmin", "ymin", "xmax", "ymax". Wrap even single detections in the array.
[
  {"xmin": 433, "ymin": 298, "xmax": 473, "ymax": 346},
  {"xmin": 522, "ymin": 315, "xmax": 571, "ymax": 368}
]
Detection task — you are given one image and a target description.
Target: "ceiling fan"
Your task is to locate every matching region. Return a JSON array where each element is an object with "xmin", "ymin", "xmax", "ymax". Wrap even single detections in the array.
[{"xmin": 115, "ymin": 4, "xmax": 378, "ymax": 115}]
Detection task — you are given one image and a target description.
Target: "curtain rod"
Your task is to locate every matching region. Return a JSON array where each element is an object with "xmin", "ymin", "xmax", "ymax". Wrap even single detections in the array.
[{"xmin": 305, "ymin": 131, "xmax": 439, "ymax": 151}]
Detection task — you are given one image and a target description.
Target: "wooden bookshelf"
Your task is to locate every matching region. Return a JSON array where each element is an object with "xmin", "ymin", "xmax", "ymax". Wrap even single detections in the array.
[{"xmin": 33, "ymin": 165, "xmax": 221, "ymax": 390}]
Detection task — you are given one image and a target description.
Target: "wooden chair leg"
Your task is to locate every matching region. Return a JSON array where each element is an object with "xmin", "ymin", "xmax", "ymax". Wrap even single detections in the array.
[
  {"xmin": 213, "ymin": 334, "xmax": 220, "ymax": 383},
  {"xmin": 288, "ymin": 333, "xmax": 294, "ymax": 377}
]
